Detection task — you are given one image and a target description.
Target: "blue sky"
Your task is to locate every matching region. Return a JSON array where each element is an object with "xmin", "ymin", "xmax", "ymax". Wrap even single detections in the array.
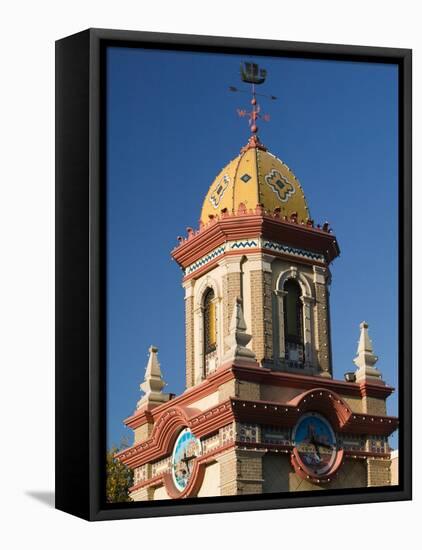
[{"xmin": 106, "ymin": 47, "xmax": 398, "ymax": 450}]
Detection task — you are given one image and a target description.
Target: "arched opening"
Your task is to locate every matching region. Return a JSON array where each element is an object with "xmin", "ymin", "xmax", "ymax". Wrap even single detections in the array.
[
  {"xmin": 203, "ymin": 288, "xmax": 217, "ymax": 377},
  {"xmin": 283, "ymin": 279, "xmax": 304, "ymax": 366}
]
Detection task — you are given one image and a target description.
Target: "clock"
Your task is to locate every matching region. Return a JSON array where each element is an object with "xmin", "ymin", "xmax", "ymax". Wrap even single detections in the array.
[
  {"xmin": 292, "ymin": 412, "xmax": 338, "ymax": 478},
  {"xmin": 171, "ymin": 428, "xmax": 202, "ymax": 492}
]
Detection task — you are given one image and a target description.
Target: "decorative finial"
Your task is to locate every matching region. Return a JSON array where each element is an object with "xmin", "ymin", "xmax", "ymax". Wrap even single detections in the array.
[
  {"xmin": 137, "ymin": 345, "xmax": 171, "ymax": 409},
  {"xmin": 353, "ymin": 322, "xmax": 383, "ymax": 383},
  {"xmin": 229, "ymin": 61, "xmax": 276, "ymax": 144},
  {"xmin": 223, "ymin": 297, "xmax": 256, "ymax": 363}
]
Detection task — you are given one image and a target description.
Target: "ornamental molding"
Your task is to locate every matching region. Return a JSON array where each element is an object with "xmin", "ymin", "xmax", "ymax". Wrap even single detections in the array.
[
  {"xmin": 118, "ymin": 401, "xmax": 235, "ymax": 469},
  {"xmin": 128, "ymin": 440, "xmax": 235, "ymax": 498},
  {"xmin": 230, "ymin": 392, "xmax": 398, "ymax": 437},
  {"xmin": 172, "ymin": 212, "xmax": 339, "ymax": 271},
  {"xmin": 184, "ymin": 237, "xmax": 326, "ymax": 277},
  {"xmin": 119, "ymin": 390, "xmax": 397, "ymax": 470},
  {"xmin": 276, "ymin": 266, "xmax": 313, "ymax": 297},
  {"xmin": 263, "ymin": 240, "xmax": 325, "ymax": 263},
  {"xmin": 123, "ymin": 362, "xmax": 396, "ymax": 435}
]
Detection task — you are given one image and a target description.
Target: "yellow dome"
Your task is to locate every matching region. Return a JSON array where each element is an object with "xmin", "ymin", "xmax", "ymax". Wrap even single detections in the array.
[{"xmin": 200, "ymin": 140, "xmax": 310, "ymax": 225}]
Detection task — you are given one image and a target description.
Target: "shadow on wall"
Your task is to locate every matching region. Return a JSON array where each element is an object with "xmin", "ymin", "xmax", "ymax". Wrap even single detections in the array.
[{"xmin": 25, "ymin": 491, "xmax": 55, "ymax": 508}]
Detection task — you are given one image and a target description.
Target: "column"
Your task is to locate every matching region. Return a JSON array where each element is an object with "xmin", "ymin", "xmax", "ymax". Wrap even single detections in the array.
[
  {"xmin": 274, "ymin": 289, "xmax": 287, "ymax": 360},
  {"xmin": 183, "ymin": 280, "xmax": 195, "ymax": 388},
  {"xmin": 300, "ymin": 294, "xmax": 315, "ymax": 367}
]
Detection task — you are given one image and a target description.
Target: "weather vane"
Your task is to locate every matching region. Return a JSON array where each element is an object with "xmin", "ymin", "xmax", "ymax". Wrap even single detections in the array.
[{"xmin": 229, "ymin": 62, "xmax": 277, "ymax": 137}]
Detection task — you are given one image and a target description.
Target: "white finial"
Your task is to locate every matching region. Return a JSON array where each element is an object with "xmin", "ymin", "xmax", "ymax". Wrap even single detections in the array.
[
  {"xmin": 353, "ymin": 322, "xmax": 383, "ymax": 383},
  {"xmin": 223, "ymin": 298, "xmax": 256, "ymax": 363},
  {"xmin": 137, "ymin": 346, "xmax": 171, "ymax": 409}
]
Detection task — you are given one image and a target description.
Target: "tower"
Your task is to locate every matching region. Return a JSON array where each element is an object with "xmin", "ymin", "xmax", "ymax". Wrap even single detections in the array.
[
  {"xmin": 116, "ymin": 64, "xmax": 398, "ymax": 500},
  {"xmin": 173, "ymin": 132, "xmax": 339, "ymax": 388}
]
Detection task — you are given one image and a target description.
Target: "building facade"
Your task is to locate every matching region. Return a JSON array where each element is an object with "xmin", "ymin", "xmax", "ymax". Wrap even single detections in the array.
[{"xmin": 116, "ymin": 132, "xmax": 398, "ymax": 500}]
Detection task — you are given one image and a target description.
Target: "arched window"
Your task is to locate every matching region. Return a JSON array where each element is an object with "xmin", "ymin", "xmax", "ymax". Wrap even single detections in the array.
[
  {"xmin": 283, "ymin": 279, "xmax": 304, "ymax": 365},
  {"xmin": 203, "ymin": 288, "xmax": 216, "ymax": 354},
  {"xmin": 284, "ymin": 279, "xmax": 303, "ymax": 343}
]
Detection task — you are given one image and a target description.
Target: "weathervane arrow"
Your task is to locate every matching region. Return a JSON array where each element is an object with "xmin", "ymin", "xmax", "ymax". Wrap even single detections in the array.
[{"xmin": 229, "ymin": 62, "xmax": 276, "ymax": 137}]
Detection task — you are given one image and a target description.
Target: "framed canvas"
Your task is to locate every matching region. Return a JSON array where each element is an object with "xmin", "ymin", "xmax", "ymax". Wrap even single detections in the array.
[{"xmin": 55, "ymin": 28, "xmax": 412, "ymax": 521}]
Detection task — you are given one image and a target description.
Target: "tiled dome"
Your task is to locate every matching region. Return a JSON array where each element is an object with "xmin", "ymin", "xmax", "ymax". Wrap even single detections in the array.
[{"xmin": 200, "ymin": 136, "xmax": 310, "ymax": 225}]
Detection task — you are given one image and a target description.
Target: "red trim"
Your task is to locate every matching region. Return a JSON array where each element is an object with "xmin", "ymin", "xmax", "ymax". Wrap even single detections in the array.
[
  {"xmin": 231, "ymin": 394, "xmax": 398, "ymax": 436},
  {"xmin": 123, "ymin": 362, "xmax": 395, "ymax": 433},
  {"xmin": 117, "ymin": 401, "xmax": 234, "ymax": 469},
  {"xmin": 119, "ymin": 393, "xmax": 397, "ymax": 469},
  {"xmin": 291, "ymin": 447, "xmax": 344, "ymax": 484},
  {"xmin": 171, "ymin": 212, "xmax": 340, "ymax": 269},
  {"xmin": 343, "ymin": 449, "xmax": 392, "ymax": 459},
  {"xmin": 129, "ymin": 441, "xmax": 235, "ymax": 498}
]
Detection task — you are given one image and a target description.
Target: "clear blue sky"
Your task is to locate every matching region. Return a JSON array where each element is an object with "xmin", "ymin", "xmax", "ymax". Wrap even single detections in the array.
[{"xmin": 106, "ymin": 47, "xmax": 398, "ymax": 450}]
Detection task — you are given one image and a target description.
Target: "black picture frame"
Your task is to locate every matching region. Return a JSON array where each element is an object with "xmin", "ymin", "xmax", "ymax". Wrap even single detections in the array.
[{"xmin": 55, "ymin": 28, "xmax": 412, "ymax": 521}]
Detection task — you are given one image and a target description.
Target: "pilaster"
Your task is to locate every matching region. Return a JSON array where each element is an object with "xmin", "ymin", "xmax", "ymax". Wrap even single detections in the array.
[
  {"xmin": 183, "ymin": 280, "xmax": 195, "ymax": 388},
  {"xmin": 218, "ymin": 448, "xmax": 264, "ymax": 496},
  {"xmin": 367, "ymin": 457, "xmax": 391, "ymax": 487},
  {"xmin": 248, "ymin": 254, "xmax": 274, "ymax": 363},
  {"xmin": 313, "ymin": 266, "xmax": 332, "ymax": 377},
  {"xmin": 274, "ymin": 289, "xmax": 287, "ymax": 359},
  {"xmin": 222, "ymin": 258, "xmax": 242, "ymax": 353}
]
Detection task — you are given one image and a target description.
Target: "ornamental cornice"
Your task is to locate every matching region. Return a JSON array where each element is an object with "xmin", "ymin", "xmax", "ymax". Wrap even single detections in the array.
[
  {"xmin": 123, "ymin": 361, "xmax": 395, "ymax": 434},
  {"xmin": 118, "ymin": 400, "xmax": 236, "ymax": 469},
  {"xmin": 119, "ymin": 391, "xmax": 397, "ymax": 469},
  {"xmin": 172, "ymin": 212, "xmax": 339, "ymax": 272}
]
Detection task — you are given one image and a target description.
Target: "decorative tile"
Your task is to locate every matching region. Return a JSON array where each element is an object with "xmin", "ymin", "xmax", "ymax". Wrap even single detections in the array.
[
  {"xmin": 263, "ymin": 240, "xmax": 325, "ymax": 262},
  {"xmin": 262, "ymin": 426, "xmax": 291, "ymax": 445},
  {"xmin": 265, "ymin": 169, "xmax": 295, "ymax": 202},
  {"xmin": 237, "ymin": 423, "xmax": 259, "ymax": 444},
  {"xmin": 240, "ymin": 173, "xmax": 251, "ymax": 183},
  {"xmin": 210, "ymin": 175, "xmax": 230, "ymax": 208},
  {"xmin": 185, "ymin": 245, "xmax": 226, "ymax": 275},
  {"xmin": 230, "ymin": 240, "xmax": 258, "ymax": 250}
]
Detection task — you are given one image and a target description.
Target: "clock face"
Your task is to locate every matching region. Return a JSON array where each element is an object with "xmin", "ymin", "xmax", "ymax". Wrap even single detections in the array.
[
  {"xmin": 292, "ymin": 413, "xmax": 337, "ymax": 476},
  {"xmin": 171, "ymin": 428, "xmax": 202, "ymax": 492}
]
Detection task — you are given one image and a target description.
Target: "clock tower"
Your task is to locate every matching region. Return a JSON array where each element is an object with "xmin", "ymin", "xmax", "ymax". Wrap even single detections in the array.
[{"xmin": 116, "ymin": 64, "xmax": 398, "ymax": 499}]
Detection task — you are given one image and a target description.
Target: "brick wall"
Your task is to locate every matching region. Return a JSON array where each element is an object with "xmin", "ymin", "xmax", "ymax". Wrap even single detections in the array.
[
  {"xmin": 289, "ymin": 457, "xmax": 367, "ymax": 491},
  {"xmin": 223, "ymin": 272, "xmax": 241, "ymax": 352},
  {"xmin": 218, "ymin": 379, "xmax": 260, "ymax": 401},
  {"xmin": 185, "ymin": 293, "xmax": 195, "ymax": 388},
  {"xmin": 314, "ymin": 281, "xmax": 332, "ymax": 375},
  {"xmin": 130, "ymin": 486, "xmax": 154, "ymax": 501},
  {"xmin": 367, "ymin": 457, "xmax": 391, "ymax": 487},
  {"xmin": 218, "ymin": 449, "xmax": 264, "ymax": 495},
  {"xmin": 134, "ymin": 422, "xmax": 154, "ymax": 444},
  {"xmin": 362, "ymin": 396, "xmax": 387, "ymax": 416},
  {"xmin": 263, "ymin": 271, "xmax": 273, "ymax": 360}
]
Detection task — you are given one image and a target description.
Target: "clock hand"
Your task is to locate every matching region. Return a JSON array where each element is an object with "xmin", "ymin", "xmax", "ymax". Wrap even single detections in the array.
[
  {"xmin": 309, "ymin": 435, "xmax": 321, "ymax": 459},
  {"xmin": 314, "ymin": 442, "xmax": 321, "ymax": 459}
]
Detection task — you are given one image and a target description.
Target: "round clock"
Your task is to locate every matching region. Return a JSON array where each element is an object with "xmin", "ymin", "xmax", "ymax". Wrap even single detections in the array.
[
  {"xmin": 171, "ymin": 428, "xmax": 202, "ymax": 492},
  {"xmin": 292, "ymin": 412, "xmax": 338, "ymax": 478}
]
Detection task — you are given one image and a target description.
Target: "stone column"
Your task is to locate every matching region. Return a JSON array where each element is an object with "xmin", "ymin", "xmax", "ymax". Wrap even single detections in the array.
[
  {"xmin": 300, "ymin": 295, "xmax": 315, "ymax": 367},
  {"xmin": 183, "ymin": 280, "xmax": 195, "ymax": 388},
  {"xmin": 222, "ymin": 258, "xmax": 242, "ymax": 353},
  {"xmin": 248, "ymin": 254, "xmax": 274, "ymax": 364},
  {"xmin": 313, "ymin": 266, "xmax": 332, "ymax": 377},
  {"xmin": 193, "ymin": 303, "xmax": 205, "ymax": 384},
  {"xmin": 274, "ymin": 289, "xmax": 287, "ymax": 360}
]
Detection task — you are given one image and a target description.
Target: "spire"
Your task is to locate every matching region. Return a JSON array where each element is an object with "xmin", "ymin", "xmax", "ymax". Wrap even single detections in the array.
[
  {"xmin": 223, "ymin": 297, "xmax": 257, "ymax": 363},
  {"xmin": 353, "ymin": 322, "xmax": 383, "ymax": 383},
  {"xmin": 137, "ymin": 346, "xmax": 171, "ymax": 409}
]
